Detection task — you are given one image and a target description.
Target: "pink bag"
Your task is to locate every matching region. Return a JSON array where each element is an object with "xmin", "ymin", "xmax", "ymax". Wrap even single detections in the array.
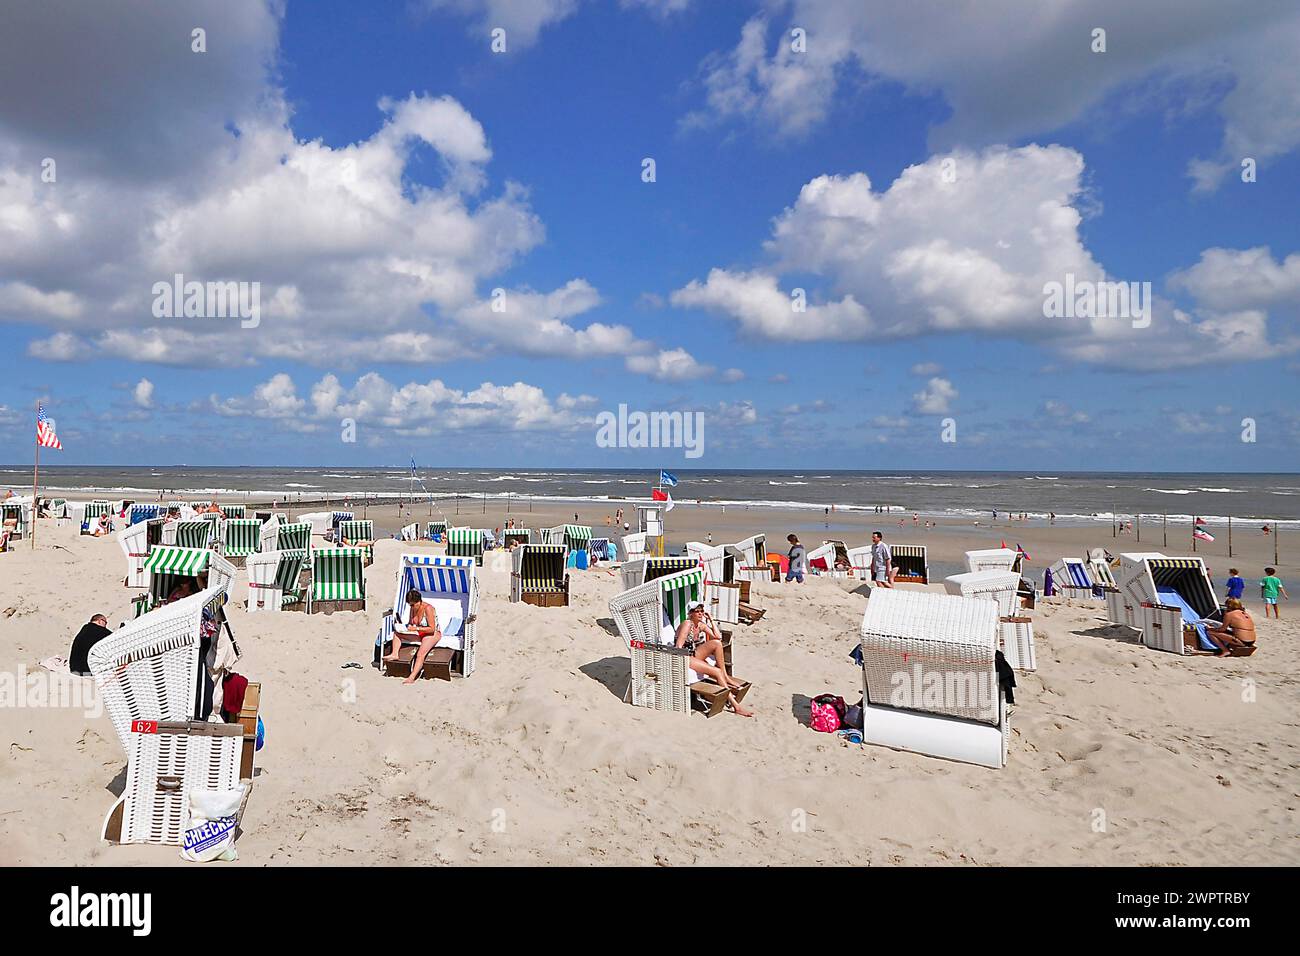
[{"xmin": 810, "ymin": 701, "xmax": 841, "ymax": 733}]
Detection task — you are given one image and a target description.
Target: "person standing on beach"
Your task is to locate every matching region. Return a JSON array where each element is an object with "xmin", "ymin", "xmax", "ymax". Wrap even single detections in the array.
[
  {"xmin": 785, "ymin": 534, "xmax": 806, "ymax": 584},
  {"xmin": 870, "ymin": 531, "xmax": 893, "ymax": 588},
  {"xmin": 1260, "ymin": 568, "xmax": 1287, "ymax": 618},
  {"xmin": 1225, "ymin": 568, "xmax": 1246, "ymax": 605}
]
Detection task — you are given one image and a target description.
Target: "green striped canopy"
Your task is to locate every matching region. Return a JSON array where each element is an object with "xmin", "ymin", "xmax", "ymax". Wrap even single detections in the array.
[
  {"xmin": 564, "ymin": 524, "xmax": 593, "ymax": 548},
  {"xmin": 223, "ymin": 518, "xmax": 262, "ymax": 557},
  {"xmin": 85, "ymin": 501, "xmax": 112, "ymax": 519},
  {"xmin": 660, "ymin": 568, "xmax": 703, "ymax": 628},
  {"xmin": 143, "ymin": 546, "xmax": 212, "ymax": 575},
  {"xmin": 338, "ymin": 519, "xmax": 374, "ymax": 561},
  {"xmin": 276, "ymin": 549, "xmax": 309, "ymax": 603},
  {"xmin": 276, "ymin": 521, "xmax": 312, "ymax": 551},
  {"xmin": 174, "ymin": 520, "xmax": 213, "ymax": 549},
  {"xmin": 220, "ymin": 504, "xmax": 246, "ymax": 519},
  {"xmin": 427, "ymin": 521, "xmax": 448, "ymax": 536},
  {"xmin": 312, "ymin": 547, "xmax": 365, "ymax": 601}
]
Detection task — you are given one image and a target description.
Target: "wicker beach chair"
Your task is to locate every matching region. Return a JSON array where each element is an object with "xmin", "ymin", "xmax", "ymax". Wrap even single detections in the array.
[
  {"xmin": 399, "ymin": 522, "xmax": 419, "ymax": 542},
  {"xmin": 220, "ymin": 518, "xmax": 262, "ymax": 567},
  {"xmin": 219, "ymin": 504, "xmax": 246, "ymax": 520},
  {"xmin": 246, "ymin": 548, "xmax": 309, "ymax": 612},
  {"xmin": 309, "ymin": 547, "xmax": 367, "ymax": 614},
  {"xmin": 858, "ymin": 588, "xmax": 1010, "ymax": 768},
  {"xmin": 337, "ymin": 518, "xmax": 375, "ymax": 564},
  {"xmin": 501, "ymin": 527, "xmax": 531, "ymax": 549},
  {"xmin": 134, "ymin": 546, "xmax": 238, "ymax": 617},
  {"xmin": 446, "ymin": 527, "xmax": 484, "ymax": 565},
  {"xmin": 1116, "ymin": 553, "xmax": 1221, "ymax": 654},
  {"xmin": 173, "ymin": 519, "xmax": 215, "ymax": 550},
  {"xmin": 376, "ymin": 554, "xmax": 479, "ymax": 679},
  {"xmin": 620, "ymin": 531, "xmax": 648, "ymax": 562},
  {"xmin": 260, "ymin": 518, "xmax": 311, "ymax": 554},
  {"xmin": 852, "ymin": 543, "xmax": 929, "ymax": 584},
  {"xmin": 510, "ymin": 544, "xmax": 568, "ymax": 606},
  {"xmin": 426, "ymin": 520, "xmax": 448, "ymax": 542},
  {"xmin": 732, "ymin": 533, "xmax": 770, "ymax": 584},
  {"xmin": 944, "ymin": 569, "xmax": 1037, "ymax": 672},
  {"xmin": 607, "ymin": 566, "xmax": 747, "ymax": 717}
]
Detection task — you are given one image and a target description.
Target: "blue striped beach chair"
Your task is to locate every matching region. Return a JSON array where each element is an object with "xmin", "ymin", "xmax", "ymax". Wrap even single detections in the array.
[
  {"xmin": 309, "ymin": 547, "xmax": 367, "ymax": 614},
  {"xmin": 376, "ymin": 554, "xmax": 480, "ymax": 679}
]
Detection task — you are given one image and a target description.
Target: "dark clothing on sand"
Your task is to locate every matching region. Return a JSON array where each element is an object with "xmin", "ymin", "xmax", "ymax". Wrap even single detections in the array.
[{"xmin": 69, "ymin": 622, "xmax": 112, "ymax": 676}]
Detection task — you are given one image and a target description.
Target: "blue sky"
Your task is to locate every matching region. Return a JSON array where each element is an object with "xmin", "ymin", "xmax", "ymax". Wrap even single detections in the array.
[{"xmin": 0, "ymin": 0, "xmax": 1297, "ymax": 470}]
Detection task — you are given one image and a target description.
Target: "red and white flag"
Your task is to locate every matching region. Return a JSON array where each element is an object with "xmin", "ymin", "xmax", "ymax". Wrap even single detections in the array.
[
  {"xmin": 1194, "ymin": 528, "xmax": 1214, "ymax": 542},
  {"xmin": 651, "ymin": 487, "xmax": 674, "ymax": 511},
  {"xmin": 35, "ymin": 403, "xmax": 62, "ymax": 450},
  {"xmin": 1194, "ymin": 516, "xmax": 1207, "ymax": 526}
]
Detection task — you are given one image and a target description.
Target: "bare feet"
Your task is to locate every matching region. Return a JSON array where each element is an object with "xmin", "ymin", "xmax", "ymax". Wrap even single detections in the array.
[
  {"xmin": 728, "ymin": 698, "xmax": 754, "ymax": 717},
  {"xmin": 402, "ymin": 674, "xmax": 419, "ymax": 684}
]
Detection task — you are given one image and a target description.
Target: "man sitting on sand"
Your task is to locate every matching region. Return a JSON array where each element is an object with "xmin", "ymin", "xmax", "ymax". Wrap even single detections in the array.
[
  {"xmin": 384, "ymin": 588, "xmax": 443, "ymax": 685},
  {"xmin": 69, "ymin": 614, "xmax": 112, "ymax": 676},
  {"xmin": 676, "ymin": 602, "xmax": 753, "ymax": 717},
  {"xmin": 1204, "ymin": 599, "xmax": 1256, "ymax": 657}
]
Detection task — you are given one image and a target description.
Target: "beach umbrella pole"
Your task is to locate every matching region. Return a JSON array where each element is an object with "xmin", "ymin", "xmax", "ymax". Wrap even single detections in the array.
[{"xmin": 30, "ymin": 400, "xmax": 40, "ymax": 550}]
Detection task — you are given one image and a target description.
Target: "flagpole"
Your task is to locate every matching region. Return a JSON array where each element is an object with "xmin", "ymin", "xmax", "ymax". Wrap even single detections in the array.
[{"xmin": 31, "ymin": 400, "xmax": 40, "ymax": 550}]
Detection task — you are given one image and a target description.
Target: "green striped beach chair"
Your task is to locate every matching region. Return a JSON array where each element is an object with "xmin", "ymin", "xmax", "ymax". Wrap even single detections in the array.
[
  {"xmin": 260, "ymin": 519, "xmax": 311, "ymax": 554},
  {"xmin": 501, "ymin": 527, "xmax": 531, "ymax": 549},
  {"xmin": 446, "ymin": 527, "xmax": 484, "ymax": 566},
  {"xmin": 135, "ymin": 546, "xmax": 238, "ymax": 617},
  {"xmin": 1, "ymin": 501, "xmax": 29, "ymax": 540},
  {"xmin": 607, "ymin": 567, "xmax": 747, "ymax": 716},
  {"xmin": 564, "ymin": 524, "xmax": 593, "ymax": 557},
  {"xmin": 80, "ymin": 500, "xmax": 113, "ymax": 534},
  {"xmin": 220, "ymin": 504, "xmax": 246, "ymax": 520},
  {"xmin": 173, "ymin": 519, "xmax": 214, "ymax": 550},
  {"xmin": 220, "ymin": 518, "xmax": 262, "ymax": 566},
  {"xmin": 247, "ymin": 548, "xmax": 309, "ymax": 612},
  {"xmin": 309, "ymin": 547, "xmax": 367, "ymax": 614},
  {"xmin": 426, "ymin": 520, "xmax": 448, "ymax": 542},
  {"xmin": 510, "ymin": 544, "xmax": 568, "ymax": 606},
  {"xmin": 337, "ymin": 519, "xmax": 375, "ymax": 564},
  {"xmin": 618, "ymin": 555, "xmax": 700, "ymax": 594}
]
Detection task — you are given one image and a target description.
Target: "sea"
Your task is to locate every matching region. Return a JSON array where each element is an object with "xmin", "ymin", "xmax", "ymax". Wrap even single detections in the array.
[{"xmin": 5, "ymin": 467, "xmax": 1298, "ymax": 528}]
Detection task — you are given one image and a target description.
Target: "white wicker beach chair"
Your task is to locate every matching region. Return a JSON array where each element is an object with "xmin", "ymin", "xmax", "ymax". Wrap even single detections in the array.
[
  {"xmin": 608, "ymin": 567, "xmax": 705, "ymax": 714},
  {"xmin": 620, "ymin": 531, "xmax": 648, "ymax": 562},
  {"xmin": 965, "ymin": 548, "xmax": 1018, "ymax": 574},
  {"xmin": 101, "ymin": 720, "xmax": 245, "ymax": 846},
  {"xmin": 1116, "ymin": 553, "xmax": 1221, "ymax": 654},
  {"xmin": 117, "ymin": 521, "xmax": 152, "ymax": 588},
  {"xmin": 426, "ymin": 520, "xmax": 449, "ymax": 541},
  {"xmin": 87, "ymin": 586, "xmax": 228, "ymax": 754},
  {"xmin": 399, "ymin": 522, "xmax": 419, "ymax": 542},
  {"xmin": 510, "ymin": 544, "xmax": 568, "ymax": 606},
  {"xmin": 246, "ymin": 548, "xmax": 309, "ymax": 612},
  {"xmin": 376, "ymin": 554, "xmax": 479, "ymax": 678},
  {"xmin": 943, "ymin": 570, "xmax": 1022, "ymax": 617},
  {"xmin": 732, "ymin": 533, "xmax": 770, "ymax": 584},
  {"xmin": 858, "ymin": 588, "xmax": 1009, "ymax": 768},
  {"xmin": 1047, "ymin": 557, "xmax": 1099, "ymax": 599}
]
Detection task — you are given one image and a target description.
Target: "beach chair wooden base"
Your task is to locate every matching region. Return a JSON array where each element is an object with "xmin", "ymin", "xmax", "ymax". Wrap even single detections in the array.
[
  {"xmin": 691, "ymin": 679, "xmax": 752, "ymax": 718},
  {"xmin": 236, "ymin": 683, "xmax": 260, "ymax": 779},
  {"xmin": 309, "ymin": 598, "xmax": 366, "ymax": 615},
  {"xmin": 738, "ymin": 603, "xmax": 765, "ymax": 625},
  {"xmin": 380, "ymin": 645, "xmax": 457, "ymax": 681},
  {"xmin": 522, "ymin": 589, "xmax": 568, "ymax": 607},
  {"xmin": 893, "ymin": 573, "xmax": 928, "ymax": 585},
  {"xmin": 738, "ymin": 580, "xmax": 751, "ymax": 605}
]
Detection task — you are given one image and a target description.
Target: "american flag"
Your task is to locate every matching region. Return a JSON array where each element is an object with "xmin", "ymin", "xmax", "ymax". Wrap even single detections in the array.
[{"xmin": 36, "ymin": 404, "xmax": 62, "ymax": 449}]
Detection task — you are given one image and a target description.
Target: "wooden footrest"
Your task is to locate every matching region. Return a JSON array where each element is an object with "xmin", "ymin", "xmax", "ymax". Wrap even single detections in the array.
[
  {"xmin": 690, "ymin": 679, "xmax": 752, "ymax": 718},
  {"xmin": 381, "ymin": 646, "xmax": 456, "ymax": 681}
]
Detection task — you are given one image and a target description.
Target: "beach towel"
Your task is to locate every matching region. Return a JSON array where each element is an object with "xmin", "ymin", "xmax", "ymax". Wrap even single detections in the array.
[{"xmin": 1155, "ymin": 586, "xmax": 1215, "ymax": 651}]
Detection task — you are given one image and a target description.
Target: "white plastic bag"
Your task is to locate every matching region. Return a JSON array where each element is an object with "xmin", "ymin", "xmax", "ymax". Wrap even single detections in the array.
[{"xmin": 180, "ymin": 786, "xmax": 245, "ymax": 862}]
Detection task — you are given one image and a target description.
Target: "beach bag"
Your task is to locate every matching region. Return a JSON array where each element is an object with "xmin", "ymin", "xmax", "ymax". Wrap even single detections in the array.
[
  {"xmin": 180, "ymin": 786, "xmax": 245, "ymax": 863},
  {"xmin": 813, "ymin": 694, "xmax": 847, "ymax": 721},
  {"xmin": 810, "ymin": 701, "xmax": 840, "ymax": 733}
]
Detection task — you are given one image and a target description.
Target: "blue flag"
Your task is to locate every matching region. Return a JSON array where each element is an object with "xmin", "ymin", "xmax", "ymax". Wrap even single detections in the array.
[{"xmin": 659, "ymin": 469, "xmax": 679, "ymax": 488}]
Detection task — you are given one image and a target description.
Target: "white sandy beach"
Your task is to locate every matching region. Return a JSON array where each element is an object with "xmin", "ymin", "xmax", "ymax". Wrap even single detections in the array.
[{"xmin": 1, "ymin": 519, "xmax": 1296, "ymax": 866}]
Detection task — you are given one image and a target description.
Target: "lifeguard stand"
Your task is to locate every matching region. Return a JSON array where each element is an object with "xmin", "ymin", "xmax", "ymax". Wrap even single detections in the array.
[{"xmin": 637, "ymin": 502, "xmax": 665, "ymax": 557}]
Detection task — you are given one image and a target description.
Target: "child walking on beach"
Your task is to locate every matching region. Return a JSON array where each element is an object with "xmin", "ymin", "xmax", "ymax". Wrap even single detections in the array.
[{"xmin": 1260, "ymin": 568, "xmax": 1288, "ymax": 618}]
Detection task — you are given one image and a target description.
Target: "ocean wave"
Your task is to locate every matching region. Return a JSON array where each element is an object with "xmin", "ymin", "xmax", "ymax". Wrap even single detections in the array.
[{"xmin": 1146, "ymin": 488, "xmax": 1196, "ymax": 495}]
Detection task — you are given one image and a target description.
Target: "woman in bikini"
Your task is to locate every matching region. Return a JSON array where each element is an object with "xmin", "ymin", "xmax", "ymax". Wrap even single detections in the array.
[
  {"xmin": 1204, "ymin": 598, "xmax": 1256, "ymax": 657},
  {"xmin": 675, "ymin": 602, "xmax": 753, "ymax": 716},
  {"xmin": 383, "ymin": 588, "xmax": 442, "ymax": 684}
]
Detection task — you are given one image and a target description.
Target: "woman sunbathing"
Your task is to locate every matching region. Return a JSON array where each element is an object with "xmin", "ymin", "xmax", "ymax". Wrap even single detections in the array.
[
  {"xmin": 675, "ymin": 602, "xmax": 753, "ymax": 716},
  {"xmin": 1204, "ymin": 598, "xmax": 1256, "ymax": 657},
  {"xmin": 385, "ymin": 588, "xmax": 442, "ymax": 684}
]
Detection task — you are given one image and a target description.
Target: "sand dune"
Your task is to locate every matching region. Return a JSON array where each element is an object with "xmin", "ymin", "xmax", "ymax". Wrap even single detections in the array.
[{"xmin": 1, "ymin": 521, "xmax": 1295, "ymax": 866}]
